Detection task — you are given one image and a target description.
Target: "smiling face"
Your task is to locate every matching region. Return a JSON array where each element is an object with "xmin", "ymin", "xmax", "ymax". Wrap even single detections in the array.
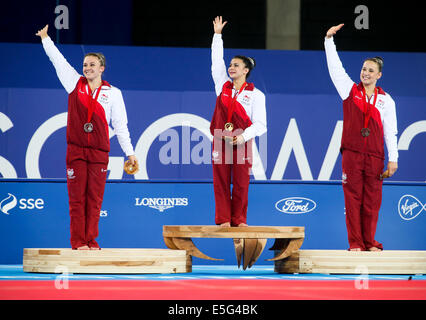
[
  {"xmin": 360, "ymin": 60, "xmax": 382, "ymax": 87},
  {"xmin": 83, "ymin": 55, "xmax": 105, "ymax": 81},
  {"xmin": 228, "ymin": 58, "xmax": 249, "ymax": 81}
]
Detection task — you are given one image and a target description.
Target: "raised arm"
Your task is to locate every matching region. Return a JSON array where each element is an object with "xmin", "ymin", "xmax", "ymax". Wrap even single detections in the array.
[
  {"xmin": 211, "ymin": 16, "xmax": 230, "ymax": 96},
  {"xmin": 36, "ymin": 25, "xmax": 80, "ymax": 94},
  {"xmin": 324, "ymin": 24, "xmax": 354, "ymax": 100}
]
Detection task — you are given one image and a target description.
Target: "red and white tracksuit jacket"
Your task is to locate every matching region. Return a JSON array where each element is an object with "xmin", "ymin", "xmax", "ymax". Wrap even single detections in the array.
[
  {"xmin": 325, "ymin": 36, "xmax": 398, "ymax": 250},
  {"xmin": 211, "ymin": 33, "xmax": 267, "ymax": 226},
  {"xmin": 42, "ymin": 36, "xmax": 134, "ymax": 249}
]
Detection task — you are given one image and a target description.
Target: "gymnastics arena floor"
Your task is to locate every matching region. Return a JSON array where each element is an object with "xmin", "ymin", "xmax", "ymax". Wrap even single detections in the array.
[{"xmin": 1, "ymin": 264, "xmax": 425, "ymax": 301}]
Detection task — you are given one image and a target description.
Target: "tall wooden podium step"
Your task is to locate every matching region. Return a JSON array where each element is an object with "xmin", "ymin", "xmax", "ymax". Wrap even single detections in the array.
[
  {"xmin": 23, "ymin": 248, "xmax": 191, "ymax": 274},
  {"xmin": 275, "ymin": 250, "xmax": 426, "ymax": 274},
  {"xmin": 163, "ymin": 225, "xmax": 305, "ymax": 270}
]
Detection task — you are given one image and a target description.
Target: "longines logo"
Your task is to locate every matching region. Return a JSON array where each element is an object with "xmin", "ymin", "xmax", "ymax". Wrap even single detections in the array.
[
  {"xmin": 275, "ymin": 197, "xmax": 317, "ymax": 215},
  {"xmin": 398, "ymin": 195, "xmax": 425, "ymax": 221},
  {"xmin": 135, "ymin": 197, "xmax": 188, "ymax": 212}
]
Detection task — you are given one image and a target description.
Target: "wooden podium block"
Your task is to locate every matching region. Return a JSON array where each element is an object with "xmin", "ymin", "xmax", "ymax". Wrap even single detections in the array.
[
  {"xmin": 163, "ymin": 225, "xmax": 304, "ymax": 239},
  {"xmin": 274, "ymin": 250, "xmax": 426, "ymax": 274},
  {"xmin": 23, "ymin": 248, "xmax": 191, "ymax": 274},
  {"xmin": 163, "ymin": 225, "xmax": 305, "ymax": 270}
]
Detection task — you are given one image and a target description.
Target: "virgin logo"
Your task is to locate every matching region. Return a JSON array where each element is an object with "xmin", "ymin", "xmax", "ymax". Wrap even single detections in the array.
[
  {"xmin": 275, "ymin": 197, "xmax": 317, "ymax": 215},
  {"xmin": 398, "ymin": 195, "xmax": 425, "ymax": 221}
]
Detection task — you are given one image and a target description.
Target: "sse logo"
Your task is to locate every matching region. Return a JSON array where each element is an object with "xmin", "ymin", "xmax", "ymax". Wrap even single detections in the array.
[{"xmin": 0, "ymin": 193, "xmax": 45, "ymax": 215}]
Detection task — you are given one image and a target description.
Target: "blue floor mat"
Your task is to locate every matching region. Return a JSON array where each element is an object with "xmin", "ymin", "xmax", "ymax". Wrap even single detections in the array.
[{"xmin": 0, "ymin": 265, "xmax": 423, "ymax": 281}]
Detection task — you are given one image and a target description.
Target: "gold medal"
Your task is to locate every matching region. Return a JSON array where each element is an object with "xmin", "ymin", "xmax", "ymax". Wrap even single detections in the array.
[{"xmin": 224, "ymin": 122, "xmax": 234, "ymax": 132}]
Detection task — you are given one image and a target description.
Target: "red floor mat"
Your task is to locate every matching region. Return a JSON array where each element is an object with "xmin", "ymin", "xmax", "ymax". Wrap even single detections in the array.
[{"xmin": 1, "ymin": 279, "xmax": 425, "ymax": 300}]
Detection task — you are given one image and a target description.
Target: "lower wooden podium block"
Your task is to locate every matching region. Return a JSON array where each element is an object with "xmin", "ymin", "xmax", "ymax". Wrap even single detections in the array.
[
  {"xmin": 23, "ymin": 248, "xmax": 191, "ymax": 274},
  {"xmin": 274, "ymin": 250, "xmax": 426, "ymax": 274}
]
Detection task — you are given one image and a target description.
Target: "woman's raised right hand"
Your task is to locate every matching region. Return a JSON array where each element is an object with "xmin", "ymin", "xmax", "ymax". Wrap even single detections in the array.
[
  {"xmin": 35, "ymin": 25, "xmax": 49, "ymax": 40},
  {"xmin": 326, "ymin": 23, "xmax": 344, "ymax": 39},
  {"xmin": 213, "ymin": 16, "xmax": 227, "ymax": 34}
]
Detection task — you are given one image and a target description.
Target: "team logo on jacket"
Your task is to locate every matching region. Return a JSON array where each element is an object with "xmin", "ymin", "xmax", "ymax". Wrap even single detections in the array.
[
  {"xmin": 212, "ymin": 151, "xmax": 220, "ymax": 161},
  {"xmin": 241, "ymin": 94, "xmax": 251, "ymax": 104},
  {"xmin": 99, "ymin": 93, "xmax": 109, "ymax": 103},
  {"xmin": 398, "ymin": 195, "xmax": 425, "ymax": 221},
  {"xmin": 342, "ymin": 172, "xmax": 347, "ymax": 184},
  {"xmin": 275, "ymin": 197, "xmax": 317, "ymax": 215},
  {"xmin": 67, "ymin": 168, "xmax": 75, "ymax": 179},
  {"xmin": 376, "ymin": 99, "xmax": 385, "ymax": 109}
]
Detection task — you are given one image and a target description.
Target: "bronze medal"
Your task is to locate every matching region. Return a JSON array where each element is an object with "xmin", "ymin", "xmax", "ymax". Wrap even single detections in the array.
[
  {"xmin": 360, "ymin": 86, "xmax": 377, "ymax": 139},
  {"xmin": 361, "ymin": 127, "xmax": 370, "ymax": 137},
  {"xmin": 124, "ymin": 160, "xmax": 139, "ymax": 175},
  {"xmin": 84, "ymin": 122, "xmax": 93, "ymax": 133},
  {"xmin": 85, "ymin": 85, "xmax": 102, "ymax": 134}
]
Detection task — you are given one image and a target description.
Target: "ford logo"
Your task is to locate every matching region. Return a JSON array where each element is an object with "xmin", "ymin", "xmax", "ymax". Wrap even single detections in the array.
[
  {"xmin": 275, "ymin": 197, "xmax": 317, "ymax": 214},
  {"xmin": 398, "ymin": 195, "xmax": 425, "ymax": 221}
]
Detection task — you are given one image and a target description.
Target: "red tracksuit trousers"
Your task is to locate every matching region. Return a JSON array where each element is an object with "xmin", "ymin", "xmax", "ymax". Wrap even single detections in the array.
[
  {"xmin": 212, "ymin": 138, "xmax": 252, "ymax": 226},
  {"xmin": 66, "ymin": 144, "xmax": 108, "ymax": 249},
  {"xmin": 342, "ymin": 149, "xmax": 384, "ymax": 250}
]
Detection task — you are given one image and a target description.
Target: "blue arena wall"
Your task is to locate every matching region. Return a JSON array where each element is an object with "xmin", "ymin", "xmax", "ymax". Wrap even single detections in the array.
[
  {"xmin": 0, "ymin": 180, "xmax": 425, "ymax": 264},
  {"xmin": 0, "ymin": 42, "xmax": 425, "ymax": 264},
  {"xmin": 0, "ymin": 42, "xmax": 425, "ymax": 181}
]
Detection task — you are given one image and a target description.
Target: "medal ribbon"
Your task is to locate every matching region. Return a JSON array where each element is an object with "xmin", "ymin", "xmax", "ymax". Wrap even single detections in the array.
[
  {"xmin": 87, "ymin": 84, "xmax": 102, "ymax": 125},
  {"xmin": 361, "ymin": 86, "xmax": 378, "ymax": 130},
  {"xmin": 227, "ymin": 82, "xmax": 247, "ymax": 124}
]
